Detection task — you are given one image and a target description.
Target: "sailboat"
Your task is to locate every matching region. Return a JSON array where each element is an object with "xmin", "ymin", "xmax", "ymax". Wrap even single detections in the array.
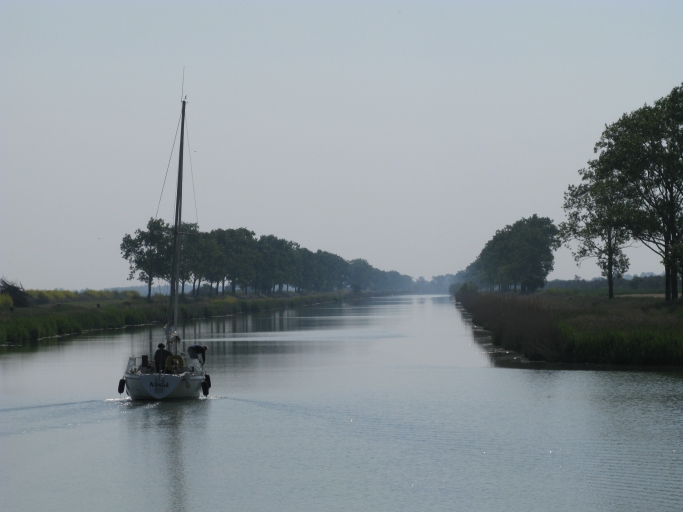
[{"xmin": 118, "ymin": 98, "xmax": 210, "ymax": 400}]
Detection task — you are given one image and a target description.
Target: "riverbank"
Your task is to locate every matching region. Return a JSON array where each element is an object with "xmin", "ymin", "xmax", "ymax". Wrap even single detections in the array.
[
  {"xmin": 0, "ymin": 291, "xmax": 381, "ymax": 345},
  {"xmin": 456, "ymin": 289, "xmax": 683, "ymax": 366}
]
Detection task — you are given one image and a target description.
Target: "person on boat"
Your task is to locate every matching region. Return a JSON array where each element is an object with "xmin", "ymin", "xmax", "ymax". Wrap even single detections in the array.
[
  {"xmin": 187, "ymin": 344, "xmax": 208, "ymax": 365},
  {"xmin": 154, "ymin": 343, "xmax": 173, "ymax": 373}
]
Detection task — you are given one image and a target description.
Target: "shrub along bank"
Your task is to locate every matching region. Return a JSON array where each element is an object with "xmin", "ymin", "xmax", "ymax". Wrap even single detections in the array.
[
  {"xmin": 0, "ymin": 292, "xmax": 354, "ymax": 345},
  {"xmin": 455, "ymin": 287, "xmax": 683, "ymax": 366}
]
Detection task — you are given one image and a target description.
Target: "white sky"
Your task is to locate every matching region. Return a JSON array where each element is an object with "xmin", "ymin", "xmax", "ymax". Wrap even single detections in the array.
[{"xmin": 1, "ymin": 1, "xmax": 681, "ymax": 289}]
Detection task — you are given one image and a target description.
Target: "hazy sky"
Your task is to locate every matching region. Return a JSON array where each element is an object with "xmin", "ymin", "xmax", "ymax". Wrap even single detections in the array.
[{"xmin": 2, "ymin": 1, "xmax": 683, "ymax": 290}]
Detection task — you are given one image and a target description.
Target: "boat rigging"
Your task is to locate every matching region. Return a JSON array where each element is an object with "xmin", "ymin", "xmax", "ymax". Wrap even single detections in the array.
[{"xmin": 118, "ymin": 97, "xmax": 210, "ymax": 400}]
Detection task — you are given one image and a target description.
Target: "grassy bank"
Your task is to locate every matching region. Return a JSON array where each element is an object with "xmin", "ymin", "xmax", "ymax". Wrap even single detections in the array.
[
  {"xmin": 456, "ymin": 289, "xmax": 683, "ymax": 366},
  {"xmin": 0, "ymin": 291, "xmax": 366, "ymax": 345}
]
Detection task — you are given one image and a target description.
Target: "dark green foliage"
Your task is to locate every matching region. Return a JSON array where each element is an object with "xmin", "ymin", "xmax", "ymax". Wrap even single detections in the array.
[
  {"xmin": 1, "ymin": 278, "xmax": 31, "ymax": 308},
  {"xmin": 177, "ymin": 222, "xmax": 199, "ymax": 294},
  {"xmin": 120, "ymin": 218, "xmax": 172, "ymax": 299},
  {"xmin": 348, "ymin": 259, "xmax": 374, "ymax": 291},
  {"xmin": 452, "ymin": 281, "xmax": 477, "ymax": 300},
  {"xmin": 463, "ymin": 215, "xmax": 560, "ymax": 293},
  {"xmin": 590, "ymin": 83, "xmax": 683, "ymax": 300},
  {"xmin": 254, "ymin": 235, "xmax": 300, "ymax": 293},
  {"xmin": 122, "ymin": 224, "xmax": 414, "ymax": 296},
  {"xmin": 559, "ymin": 163, "xmax": 632, "ymax": 299},
  {"xmin": 456, "ymin": 84, "xmax": 683, "ymax": 301},
  {"xmin": 546, "ymin": 274, "xmax": 667, "ymax": 294}
]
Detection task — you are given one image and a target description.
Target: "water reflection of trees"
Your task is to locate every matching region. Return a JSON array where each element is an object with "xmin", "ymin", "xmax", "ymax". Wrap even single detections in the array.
[
  {"xmin": 172, "ymin": 300, "xmax": 403, "ymax": 373},
  {"xmin": 2, "ymin": 298, "xmax": 385, "ymax": 368}
]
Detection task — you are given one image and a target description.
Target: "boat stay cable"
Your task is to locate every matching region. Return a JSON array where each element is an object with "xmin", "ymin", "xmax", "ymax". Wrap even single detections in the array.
[
  {"xmin": 155, "ymin": 112, "xmax": 183, "ymax": 219},
  {"xmin": 185, "ymin": 113, "xmax": 200, "ymax": 226}
]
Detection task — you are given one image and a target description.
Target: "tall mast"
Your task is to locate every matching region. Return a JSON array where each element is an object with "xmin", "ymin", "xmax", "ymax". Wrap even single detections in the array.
[{"xmin": 169, "ymin": 99, "xmax": 186, "ymax": 346}]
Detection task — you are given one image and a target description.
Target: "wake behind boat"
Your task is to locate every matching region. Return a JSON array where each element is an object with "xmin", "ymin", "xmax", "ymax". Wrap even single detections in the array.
[{"xmin": 118, "ymin": 97, "xmax": 210, "ymax": 400}]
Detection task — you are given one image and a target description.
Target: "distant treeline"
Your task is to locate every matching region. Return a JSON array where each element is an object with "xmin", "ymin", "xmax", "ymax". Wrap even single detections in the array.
[
  {"xmin": 449, "ymin": 264, "xmax": 668, "ymax": 295},
  {"xmin": 97, "ymin": 276, "xmax": 460, "ymax": 298},
  {"xmin": 545, "ymin": 274, "xmax": 668, "ymax": 293},
  {"xmin": 121, "ymin": 220, "xmax": 415, "ymax": 299},
  {"xmin": 449, "ymin": 272, "xmax": 668, "ymax": 295}
]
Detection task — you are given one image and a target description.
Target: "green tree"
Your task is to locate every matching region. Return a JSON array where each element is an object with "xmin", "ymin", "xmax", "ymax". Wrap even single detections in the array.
[
  {"xmin": 200, "ymin": 232, "xmax": 223, "ymax": 296},
  {"xmin": 229, "ymin": 228, "xmax": 259, "ymax": 294},
  {"xmin": 293, "ymin": 247, "xmax": 316, "ymax": 292},
  {"xmin": 594, "ymin": 83, "xmax": 683, "ymax": 300},
  {"xmin": 560, "ymin": 165, "xmax": 632, "ymax": 299},
  {"xmin": 468, "ymin": 215, "xmax": 559, "ymax": 293},
  {"xmin": 178, "ymin": 222, "xmax": 199, "ymax": 296},
  {"xmin": 510, "ymin": 215, "xmax": 560, "ymax": 292},
  {"xmin": 313, "ymin": 250, "xmax": 348, "ymax": 291},
  {"xmin": 0, "ymin": 278, "xmax": 31, "ymax": 307},
  {"xmin": 476, "ymin": 227, "xmax": 515, "ymax": 290},
  {"xmin": 348, "ymin": 259, "xmax": 374, "ymax": 291},
  {"xmin": 120, "ymin": 218, "xmax": 171, "ymax": 300},
  {"xmin": 250, "ymin": 236, "xmax": 304, "ymax": 293},
  {"xmin": 210, "ymin": 228, "xmax": 232, "ymax": 295}
]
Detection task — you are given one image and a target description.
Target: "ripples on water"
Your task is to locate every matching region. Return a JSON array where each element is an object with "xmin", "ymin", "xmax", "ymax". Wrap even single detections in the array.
[{"xmin": 1, "ymin": 296, "xmax": 682, "ymax": 511}]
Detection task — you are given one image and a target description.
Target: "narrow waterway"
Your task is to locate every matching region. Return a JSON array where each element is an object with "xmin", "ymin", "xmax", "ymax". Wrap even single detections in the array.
[{"xmin": 1, "ymin": 295, "xmax": 682, "ymax": 511}]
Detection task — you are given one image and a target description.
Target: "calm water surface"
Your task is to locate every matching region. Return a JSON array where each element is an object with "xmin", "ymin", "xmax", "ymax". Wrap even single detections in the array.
[{"xmin": 1, "ymin": 295, "xmax": 682, "ymax": 511}]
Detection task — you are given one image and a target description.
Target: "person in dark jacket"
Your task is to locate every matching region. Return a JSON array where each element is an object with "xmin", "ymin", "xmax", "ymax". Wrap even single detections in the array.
[
  {"xmin": 154, "ymin": 343, "xmax": 173, "ymax": 373},
  {"xmin": 187, "ymin": 344, "xmax": 208, "ymax": 365}
]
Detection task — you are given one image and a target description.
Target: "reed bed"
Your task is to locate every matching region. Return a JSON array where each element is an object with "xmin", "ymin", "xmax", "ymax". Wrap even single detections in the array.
[
  {"xmin": 456, "ymin": 289, "xmax": 683, "ymax": 366},
  {"xmin": 0, "ymin": 305, "xmax": 166, "ymax": 344},
  {"xmin": 457, "ymin": 291, "xmax": 563, "ymax": 361}
]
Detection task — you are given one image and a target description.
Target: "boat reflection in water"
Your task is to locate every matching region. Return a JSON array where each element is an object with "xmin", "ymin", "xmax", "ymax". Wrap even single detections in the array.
[{"xmin": 123, "ymin": 399, "xmax": 210, "ymax": 512}]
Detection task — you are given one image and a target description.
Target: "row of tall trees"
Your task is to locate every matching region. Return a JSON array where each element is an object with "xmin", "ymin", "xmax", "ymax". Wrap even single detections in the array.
[
  {"xmin": 121, "ymin": 220, "xmax": 413, "ymax": 299},
  {"xmin": 560, "ymin": 82, "xmax": 683, "ymax": 299},
  {"xmin": 461, "ymin": 215, "xmax": 560, "ymax": 293}
]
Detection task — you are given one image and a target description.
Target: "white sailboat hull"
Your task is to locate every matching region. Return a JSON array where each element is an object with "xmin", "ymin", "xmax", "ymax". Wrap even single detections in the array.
[{"xmin": 125, "ymin": 372, "xmax": 204, "ymax": 400}]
